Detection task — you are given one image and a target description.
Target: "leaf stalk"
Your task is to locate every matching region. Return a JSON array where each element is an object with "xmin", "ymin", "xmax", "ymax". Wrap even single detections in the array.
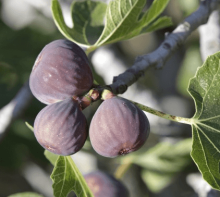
[{"xmin": 128, "ymin": 99, "xmax": 194, "ymax": 125}]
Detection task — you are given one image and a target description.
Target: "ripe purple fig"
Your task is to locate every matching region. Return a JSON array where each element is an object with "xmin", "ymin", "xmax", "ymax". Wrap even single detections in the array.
[
  {"xmin": 84, "ymin": 171, "xmax": 129, "ymax": 197},
  {"xmin": 89, "ymin": 97, "xmax": 150, "ymax": 157},
  {"xmin": 34, "ymin": 98, "xmax": 88, "ymax": 155},
  {"xmin": 30, "ymin": 39, "xmax": 93, "ymax": 104}
]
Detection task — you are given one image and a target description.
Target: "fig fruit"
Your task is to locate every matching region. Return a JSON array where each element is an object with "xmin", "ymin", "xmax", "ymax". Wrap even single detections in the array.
[
  {"xmin": 30, "ymin": 39, "xmax": 93, "ymax": 104},
  {"xmin": 34, "ymin": 98, "xmax": 87, "ymax": 155},
  {"xmin": 84, "ymin": 171, "xmax": 129, "ymax": 197},
  {"xmin": 89, "ymin": 97, "xmax": 150, "ymax": 157}
]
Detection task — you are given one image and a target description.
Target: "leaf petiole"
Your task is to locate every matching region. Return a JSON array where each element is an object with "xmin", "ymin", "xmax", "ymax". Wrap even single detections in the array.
[
  {"xmin": 85, "ymin": 46, "xmax": 98, "ymax": 55},
  {"xmin": 127, "ymin": 98, "xmax": 194, "ymax": 125}
]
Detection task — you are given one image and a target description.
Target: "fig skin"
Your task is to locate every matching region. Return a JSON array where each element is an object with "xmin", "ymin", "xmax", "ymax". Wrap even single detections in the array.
[
  {"xmin": 84, "ymin": 171, "xmax": 129, "ymax": 197},
  {"xmin": 30, "ymin": 39, "xmax": 93, "ymax": 104},
  {"xmin": 89, "ymin": 97, "xmax": 150, "ymax": 158},
  {"xmin": 34, "ymin": 98, "xmax": 88, "ymax": 156}
]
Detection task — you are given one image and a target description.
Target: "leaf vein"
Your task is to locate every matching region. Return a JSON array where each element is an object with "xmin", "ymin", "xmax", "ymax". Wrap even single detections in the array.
[
  {"xmin": 195, "ymin": 126, "xmax": 220, "ymax": 187},
  {"xmin": 54, "ymin": 179, "xmax": 64, "ymax": 185},
  {"xmin": 53, "ymin": 172, "xmax": 65, "ymax": 177},
  {"xmin": 119, "ymin": 0, "xmax": 123, "ymax": 19},
  {"xmin": 59, "ymin": 157, "xmax": 67, "ymax": 197},
  {"xmin": 199, "ymin": 114, "xmax": 220, "ymax": 122},
  {"xmin": 197, "ymin": 122, "xmax": 220, "ymax": 137},
  {"xmin": 109, "ymin": 6, "xmax": 116, "ymax": 29},
  {"xmin": 67, "ymin": 157, "xmax": 88, "ymax": 196}
]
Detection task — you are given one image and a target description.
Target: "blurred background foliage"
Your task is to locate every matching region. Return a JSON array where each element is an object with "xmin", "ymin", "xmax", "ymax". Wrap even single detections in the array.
[{"xmin": 0, "ymin": 0, "xmax": 208, "ymax": 196}]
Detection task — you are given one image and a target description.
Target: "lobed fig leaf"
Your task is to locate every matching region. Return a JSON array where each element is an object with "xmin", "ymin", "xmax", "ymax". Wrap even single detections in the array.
[{"xmin": 189, "ymin": 52, "xmax": 220, "ymax": 190}]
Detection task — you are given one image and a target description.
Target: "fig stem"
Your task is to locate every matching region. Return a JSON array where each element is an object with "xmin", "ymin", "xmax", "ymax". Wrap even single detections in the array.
[
  {"xmin": 114, "ymin": 161, "xmax": 132, "ymax": 180},
  {"xmin": 125, "ymin": 98, "xmax": 194, "ymax": 125},
  {"xmin": 85, "ymin": 46, "xmax": 98, "ymax": 55},
  {"xmin": 101, "ymin": 89, "xmax": 115, "ymax": 100}
]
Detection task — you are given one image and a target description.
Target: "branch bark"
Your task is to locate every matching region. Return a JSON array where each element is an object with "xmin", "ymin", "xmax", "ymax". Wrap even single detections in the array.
[{"xmin": 110, "ymin": 0, "xmax": 220, "ymax": 94}]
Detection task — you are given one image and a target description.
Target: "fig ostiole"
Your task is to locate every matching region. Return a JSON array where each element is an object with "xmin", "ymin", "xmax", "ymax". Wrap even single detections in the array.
[
  {"xmin": 34, "ymin": 98, "xmax": 88, "ymax": 156},
  {"xmin": 89, "ymin": 96, "xmax": 150, "ymax": 158},
  {"xmin": 30, "ymin": 39, "xmax": 93, "ymax": 105}
]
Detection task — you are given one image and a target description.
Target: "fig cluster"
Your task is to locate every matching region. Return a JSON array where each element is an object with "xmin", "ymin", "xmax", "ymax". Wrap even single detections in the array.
[
  {"xmin": 84, "ymin": 171, "xmax": 129, "ymax": 197},
  {"xmin": 30, "ymin": 39, "xmax": 93, "ymax": 155},
  {"xmin": 30, "ymin": 39, "xmax": 150, "ymax": 157}
]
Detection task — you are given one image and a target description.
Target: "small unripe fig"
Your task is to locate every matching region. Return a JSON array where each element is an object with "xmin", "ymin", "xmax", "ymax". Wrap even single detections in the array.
[
  {"xmin": 30, "ymin": 39, "xmax": 93, "ymax": 104},
  {"xmin": 89, "ymin": 97, "xmax": 150, "ymax": 157},
  {"xmin": 84, "ymin": 171, "xmax": 129, "ymax": 197},
  {"xmin": 34, "ymin": 98, "xmax": 88, "ymax": 155}
]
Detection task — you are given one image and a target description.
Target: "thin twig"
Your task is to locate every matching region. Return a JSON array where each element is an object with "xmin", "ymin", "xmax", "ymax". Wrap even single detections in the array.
[{"xmin": 110, "ymin": 0, "xmax": 220, "ymax": 94}]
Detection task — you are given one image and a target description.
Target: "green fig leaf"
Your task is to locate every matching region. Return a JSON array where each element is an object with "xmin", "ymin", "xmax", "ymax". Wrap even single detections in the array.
[
  {"xmin": 51, "ymin": 0, "xmax": 172, "ymax": 50},
  {"xmin": 51, "ymin": 156, "xmax": 94, "ymax": 197},
  {"xmin": 51, "ymin": 0, "xmax": 107, "ymax": 47},
  {"xmin": 142, "ymin": 16, "xmax": 172, "ymax": 33},
  {"xmin": 139, "ymin": 0, "xmax": 170, "ymax": 27},
  {"xmin": 95, "ymin": 0, "xmax": 171, "ymax": 46},
  {"xmin": 8, "ymin": 193, "xmax": 43, "ymax": 197},
  {"xmin": 188, "ymin": 52, "xmax": 220, "ymax": 190}
]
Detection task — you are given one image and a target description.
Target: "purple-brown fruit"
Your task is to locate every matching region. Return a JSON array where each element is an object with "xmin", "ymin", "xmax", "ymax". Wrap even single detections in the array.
[
  {"xmin": 30, "ymin": 39, "xmax": 93, "ymax": 104},
  {"xmin": 89, "ymin": 97, "xmax": 150, "ymax": 157},
  {"xmin": 84, "ymin": 171, "xmax": 129, "ymax": 197},
  {"xmin": 34, "ymin": 98, "xmax": 87, "ymax": 155}
]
